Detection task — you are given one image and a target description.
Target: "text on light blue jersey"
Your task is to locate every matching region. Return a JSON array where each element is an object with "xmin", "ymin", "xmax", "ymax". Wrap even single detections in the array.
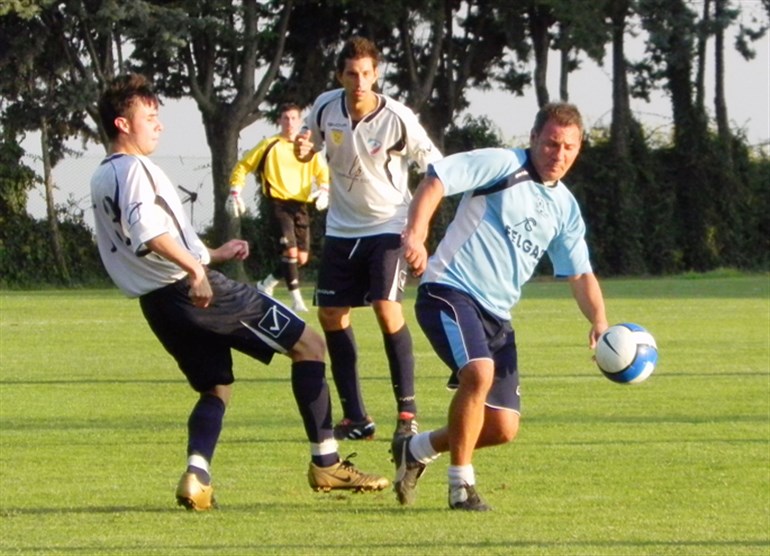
[{"xmin": 422, "ymin": 148, "xmax": 593, "ymax": 319}]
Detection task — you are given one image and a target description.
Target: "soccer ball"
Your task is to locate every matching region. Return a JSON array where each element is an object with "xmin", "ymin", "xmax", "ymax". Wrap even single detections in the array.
[{"xmin": 595, "ymin": 323, "xmax": 658, "ymax": 384}]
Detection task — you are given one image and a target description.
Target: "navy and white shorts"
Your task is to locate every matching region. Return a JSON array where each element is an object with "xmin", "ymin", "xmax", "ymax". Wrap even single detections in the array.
[
  {"xmin": 139, "ymin": 269, "xmax": 306, "ymax": 392},
  {"xmin": 315, "ymin": 233, "xmax": 407, "ymax": 307},
  {"xmin": 415, "ymin": 283, "xmax": 520, "ymax": 412}
]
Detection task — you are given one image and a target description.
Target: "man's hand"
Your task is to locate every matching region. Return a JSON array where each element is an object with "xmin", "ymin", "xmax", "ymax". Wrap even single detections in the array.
[
  {"xmin": 209, "ymin": 239, "xmax": 249, "ymax": 265},
  {"xmin": 187, "ymin": 265, "xmax": 213, "ymax": 308},
  {"xmin": 401, "ymin": 175, "xmax": 445, "ymax": 277},
  {"xmin": 568, "ymin": 273, "xmax": 608, "ymax": 349},
  {"xmin": 402, "ymin": 229, "xmax": 428, "ymax": 277},
  {"xmin": 294, "ymin": 128, "xmax": 315, "ymax": 162},
  {"xmin": 225, "ymin": 188, "xmax": 246, "ymax": 218}
]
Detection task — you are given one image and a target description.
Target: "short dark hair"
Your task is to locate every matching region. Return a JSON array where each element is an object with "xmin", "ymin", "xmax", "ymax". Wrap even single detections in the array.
[
  {"xmin": 278, "ymin": 102, "xmax": 301, "ymax": 116},
  {"xmin": 335, "ymin": 36, "xmax": 380, "ymax": 74},
  {"xmin": 98, "ymin": 73, "xmax": 159, "ymax": 140},
  {"xmin": 532, "ymin": 102, "xmax": 583, "ymax": 136}
]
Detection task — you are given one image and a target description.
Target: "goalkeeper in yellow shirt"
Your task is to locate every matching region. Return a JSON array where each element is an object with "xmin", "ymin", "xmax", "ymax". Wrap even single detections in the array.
[{"xmin": 228, "ymin": 103, "xmax": 330, "ymax": 312}]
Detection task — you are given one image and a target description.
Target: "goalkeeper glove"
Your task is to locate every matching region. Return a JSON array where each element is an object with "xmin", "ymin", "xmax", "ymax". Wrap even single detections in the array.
[
  {"xmin": 310, "ymin": 185, "xmax": 329, "ymax": 211},
  {"xmin": 225, "ymin": 188, "xmax": 246, "ymax": 217}
]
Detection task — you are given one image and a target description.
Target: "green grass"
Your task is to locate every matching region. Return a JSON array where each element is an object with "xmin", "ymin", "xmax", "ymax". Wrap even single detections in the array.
[{"xmin": 1, "ymin": 274, "xmax": 768, "ymax": 555}]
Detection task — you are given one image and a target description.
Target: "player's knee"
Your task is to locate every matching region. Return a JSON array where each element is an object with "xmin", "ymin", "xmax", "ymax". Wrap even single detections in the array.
[
  {"xmin": 318, "ymin": 307, "xmax": 348, "ymax": 330},
  {"xmin": 204, "ymin": 384, "xmax": 233, "ymax": 407},
  {"xmin": 458, "ymin": 363, "xmax": 494, "ymax": 394},
  {"xmin": 372, "ymin": 300, "xmax": 404, "ymax": 331},
  {"xmin": 289, "ymin": 327, "xmax": 326, "ymax": 362}
]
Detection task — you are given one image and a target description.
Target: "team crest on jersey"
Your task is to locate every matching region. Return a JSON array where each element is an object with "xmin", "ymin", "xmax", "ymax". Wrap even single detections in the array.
[
  {"xmin": 256, "ymin": 305, "xmax": 291, "ymax": 339},
  {"xmin": 331, "ymin": 130, "xmax": 344, "ymax": 145},
  {"xmin": 368, "ymin": 138, "xmax": 382, "ymax": 155}
]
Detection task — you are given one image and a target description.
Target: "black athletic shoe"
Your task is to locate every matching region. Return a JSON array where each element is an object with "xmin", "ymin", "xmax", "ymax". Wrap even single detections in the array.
[
  {"xmin": 394, "ymin": 412, "xmax": 418, "ymax": 439},
  {"xmin": 333, "ymin": 416, "xmax": 376, "ymax": 440},
  {"xmin": 391, "ymin": 435, "xmax": 427, "ymax": 505},
  {"xmin": 448, "ymin": 483, "xmax": 491, "ymax": 511}
]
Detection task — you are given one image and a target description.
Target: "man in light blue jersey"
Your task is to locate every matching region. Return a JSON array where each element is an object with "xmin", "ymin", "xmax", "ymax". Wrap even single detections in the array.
[{"xmin": 393, "ymin": 102, "xmax": 609, "ymax": 511}]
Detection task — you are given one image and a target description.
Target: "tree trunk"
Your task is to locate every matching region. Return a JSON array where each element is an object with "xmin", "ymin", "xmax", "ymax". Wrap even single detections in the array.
[
  {"xmin": 528, "ymin": 4, "xmax": 552, "ymax": 107},
  {"xmin": 558, "ymin": 22, "xmax": 570, "ymax": 102},
  {"xmin": 203, "ymin": 108, "xmax": 245, "ymax": 280},
  {"xmin": 40, "ymin": 119, "xmax": 70, "ymax": 285},
  {"xmin": 695, "ymin": 0, "xmax": 711, "ymax": 112},
  {"xmin": 659, "ymin": 0, "xmax": 715, "ymax": 270},
  {"xmin": 609, "ymin": 0, "xmax": 631, "ymax": 159},
  {"xmin": 607, "ymin": 0, "xmax": 645, "ymax": 274},
  {"xmin": 714, "ymin": 0, "xmax": 731, "ymax": 152}
]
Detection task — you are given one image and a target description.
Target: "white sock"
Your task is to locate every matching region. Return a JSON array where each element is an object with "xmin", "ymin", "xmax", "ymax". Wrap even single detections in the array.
[
  {"xmin": 448, "ymin": 464, "xmax": 475, "ymax": 488},
  {"xmin": 290, "ymin": 289, "xmax": 303, "ymax": 303},
  {"xmin": 310, "ymin": 437, "xmax": 339, "ymax": 458},
  {"xmin": 410, "ymin": 431, "xmax": 440, "ymax": 464},
  {"xmin": 187, "ymin": 454, "xmax": 210, "ymax": 474}
]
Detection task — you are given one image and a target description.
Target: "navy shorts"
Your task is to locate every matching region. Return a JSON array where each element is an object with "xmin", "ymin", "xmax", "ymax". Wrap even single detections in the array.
[
  {"xmin": 415, "ymin": 283, "xmax": 520, "ymax": 412},
  {"xmin": 139, "ymin": 269, "xmax": 306, "ymax": 392},
  {"xmin": 268, "ymin": 199, "xmax": 310, "ymax": 252},
  {"xmin": 315, "ymin": 234, "xmax": 407, "ymax": 307}
]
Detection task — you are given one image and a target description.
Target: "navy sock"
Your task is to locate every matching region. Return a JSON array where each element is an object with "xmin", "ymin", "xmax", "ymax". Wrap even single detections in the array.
[
  {"xmin": 186, "ymin": 394, "xmax": 225, "ymax": 483},
  {"xmin": 291, "ymin": 360, "xmax": 332, "ymax": 444},
  {"xmin": 314, "ymin": 453, "xmax": 339, "ymax": 468},
  {"xmin": 325, "ymin": 328, "xmax": 366, "ymax": 421},
  {"xmin": 383, "ymin": 325, "xmax": 417, "ymax": 415}
]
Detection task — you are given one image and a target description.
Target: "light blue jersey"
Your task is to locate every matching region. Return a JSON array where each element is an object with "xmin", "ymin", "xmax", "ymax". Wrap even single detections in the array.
[{"xmin": 422, "ymin": 148, "xmax": 592, "ymax": 319}]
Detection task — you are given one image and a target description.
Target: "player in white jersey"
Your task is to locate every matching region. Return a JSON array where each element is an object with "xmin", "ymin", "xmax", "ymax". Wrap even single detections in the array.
[
  {"xmin": 394, "ymin": 102, "xmax": 609, "ymax": 511},
  {"xmin": 90, "ymin": 74, "xmax": 388, "ymax": 511},
  {"xmin": 295, "ymin": 36, "xmax": 442, "ymax": 442}
]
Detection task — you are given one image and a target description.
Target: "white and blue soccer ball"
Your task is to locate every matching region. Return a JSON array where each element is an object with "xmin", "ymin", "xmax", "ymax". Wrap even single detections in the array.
[{"xmin": 595, "ymin": 323, "xmax": 658, "ymax": 384}]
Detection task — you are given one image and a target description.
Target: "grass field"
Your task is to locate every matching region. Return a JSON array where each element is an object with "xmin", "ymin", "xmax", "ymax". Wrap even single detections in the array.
[{"xmin": 1, "ymin": 273, "xmax": 768, "ymax": 555}]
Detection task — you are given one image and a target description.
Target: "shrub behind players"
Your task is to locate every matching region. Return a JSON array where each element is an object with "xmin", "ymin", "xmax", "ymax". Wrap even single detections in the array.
[{"xmin": 397, "ymin": 102, "xmax": 609, "ymax": 510}]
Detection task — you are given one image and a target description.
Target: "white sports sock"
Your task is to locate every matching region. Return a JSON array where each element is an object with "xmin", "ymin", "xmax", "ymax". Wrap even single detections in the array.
[
  {"xmin": 448, "ymin": 464, "xmax": 475, "ymax": 488},
  {"xmin": 310, "ymin": 437, "xmax": 339, "ymax": 457},
  {"xmin": 187, "ymin": 454, "xmax": 210, "ymax": 474},
  {"xmin": 410, "ymin": 431, "xmax": 440, "ymax": 464},
  {"xmin": 290, "ymin": 289, "xmax": 303, "ymax": 303}
]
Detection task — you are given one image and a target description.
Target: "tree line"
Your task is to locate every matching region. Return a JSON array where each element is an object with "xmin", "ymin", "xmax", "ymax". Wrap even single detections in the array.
[{"xmin": 1, "ymin": 0, "xmax": 768, "ymax": 287}]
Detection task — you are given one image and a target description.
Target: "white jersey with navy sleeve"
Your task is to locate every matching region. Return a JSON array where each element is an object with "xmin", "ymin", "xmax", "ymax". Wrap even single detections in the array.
[
  {"xmin": 306, "ymin": 89, "xmax": 442, "ymax": 237},
  {"xmin": 422, "ymin": 148, "xmax": 592, "ymax": 319},
  {"xmin": 90, "ymin": 154, "xmax": 210, "ymax": 298}
]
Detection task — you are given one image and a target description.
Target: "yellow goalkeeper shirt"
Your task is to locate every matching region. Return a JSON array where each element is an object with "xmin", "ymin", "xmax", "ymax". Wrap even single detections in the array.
[{"xmin": 229, "ymin": 134, "xmax": 329, "ymax": 202}]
